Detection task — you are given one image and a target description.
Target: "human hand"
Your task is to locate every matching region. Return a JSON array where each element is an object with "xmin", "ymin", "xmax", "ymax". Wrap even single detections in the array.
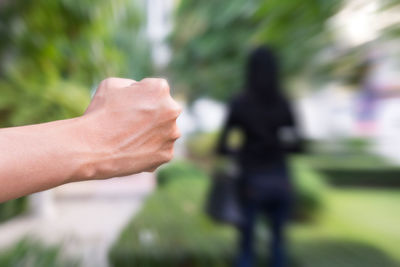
[{"xmin": 82, "ymin": 77, "xmax": 181, "ymax": 179}]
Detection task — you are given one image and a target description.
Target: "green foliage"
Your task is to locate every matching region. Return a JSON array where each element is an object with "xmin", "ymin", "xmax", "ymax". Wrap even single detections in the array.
[
  {"xmin": 110, "ymin": 160, "xmax": 400, "ymax": 267},
  {"xmin": 186, "ymin": 131, "xmax": 219, "ymax": 161},
  {"xmin": 303, "ymin": 153, "xmax": 389, "ymax": 170},
  {"xmin": 321, "ymin": 189, "xmax": 400, "ymax": 263},
  {"xmin": 186, "ymin": 130, "xmax": 243, "ymax": 162},
  {"xmin": 169, "ymin": 0, "xmax": 342, "ymax": 102},
  {"xmin": 290, "ymin": 239, "xmax": 399, "ymax": 267},
  {"xmin": 290, "ymin": 156, "xmax": 328, "ymax": 221},
  {"xmin": 0, "ymin": 0, "xmax": 152, "ymax": 126},
  {"xmin": 110, "ymin": 159, "xmax": 329, "ymax": 266},
  {"xmin": 302, "ymin": 150, "xmax": 400, "ymax": 187},
  {"xmin": 0, "ymin": 239, "xmax": 79, "ymax": 267},
  {"xmin": 157, "ymin": 160, "xmax": 205, "ymax": 187},
  {"xmin": 110, "ymin": 162, "xmax": 237, "ymax": 267},
  {"xmin": 319, "ymin": 169, "xmax": 400, "ymax": 187},
  {"xmin": 0, "ymin": 197, "xmax": 27, "ymax": 223},
  {"xmin": 169, "ymin": 0, "xmax": 255, "ymax": 102}
]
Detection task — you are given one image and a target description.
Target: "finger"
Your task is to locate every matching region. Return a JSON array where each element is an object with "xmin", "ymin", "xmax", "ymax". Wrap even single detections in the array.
[
  {"xmin": 144, "ymin": 167, "xmax": 158, "ymax": 173},
  {"xmin": 171, "ymin": 126, "xmax": 181, "ymax": 141},
  {"xmin": 101, "ymin": 77, "xmax": 137, "ymax": 89},
  {"xmin": 140, "ymin": 78, "xmax": 170, "ymax": 94},
  {"xmin": 162, "ymin": 97, "xmax": 182, "ymax": 119},
  {"xmin": 143, "ymin": 164, "xmax": 160, "ymax": 173},
  {"xmin": 111, "ymin": 78, "xmax": 137, "ymax": 88},
  {"xmin": 170, "ymin": 99, "xmax": 183, "ymax": 116}
]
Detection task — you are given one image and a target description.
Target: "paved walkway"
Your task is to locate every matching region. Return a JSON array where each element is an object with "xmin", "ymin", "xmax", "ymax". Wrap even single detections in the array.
[{"xmin": 0, "ymin": 173, "xmax": 155, "ymax": 267}]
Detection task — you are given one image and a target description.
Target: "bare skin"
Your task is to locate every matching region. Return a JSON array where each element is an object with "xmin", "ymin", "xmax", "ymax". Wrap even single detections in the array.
[{"xmin": 0, "ymin": 77, "xmax": 181, "ymax": 202}]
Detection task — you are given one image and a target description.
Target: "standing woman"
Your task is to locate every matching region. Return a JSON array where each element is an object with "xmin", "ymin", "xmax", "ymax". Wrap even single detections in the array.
[{"xmin": 217, "ymin": 46, "xmax": 301, "ymax": 267}]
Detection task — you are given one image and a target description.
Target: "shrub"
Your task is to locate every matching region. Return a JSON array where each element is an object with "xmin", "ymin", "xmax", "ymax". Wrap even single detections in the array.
[
  {"xmin": 304, "ymin": 153, "xmax": 400, "ymax": 188},
  {"xmin": 185, "ymin": 130, "xmax": 243, "ymax": 169},
  {"xmin": 0, "ymin": 239, "xmax": 79, "ymax": 267},
  {"xmin": 157, "ymin": 160, "xmax": 205, "ymax": 187},
  {"xmin": 290, "ymin": 156, "xmax": 328, "ymax": 220},
  {"xmin": 185, "ymin": 132, "xmax": 219, "ymax": 161},
  {"xmin": 0, "ymin": 197, "xmax": 28, "ymax": 223},
  {"xmin": 110, "ymin": 159, "xmax": 327, "ymax": 266},
  {"xmin": 109, "ymin": 164, "xmax": 236, "ymax": 267}
]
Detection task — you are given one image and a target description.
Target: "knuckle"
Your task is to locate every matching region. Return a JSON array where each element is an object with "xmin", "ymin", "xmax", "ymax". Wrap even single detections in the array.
[
  {"xmin": 141, "ymin": 78, "xmax": 170, "ymax": 93},
  {"xmin": 141, "ymin": 77, "xmax": 154, "ymax": 82},
  {"xmin": 101, "ymin": 77, "xmax": 114, "ymax": 86},
  {"xmin": 165, "ymin": 108, "xmax": 180, "ymax": 120},
  {"xmin": 161, "ymin": 149, "xmax": 174, "ymax": 163},
  {"xmin": 172, "ymin": 104, "xmax": 182, "ymax": 116},
  {"xmin": 140, "ymin": 77, "xmax": 157, "ymax": 85},
  {"xmin": 100, "ymin": 77, "xmax": 119, "ymax": 89},
  {"xmin": 99, "ymin": 79, "xmax": 107, "ymax": 88},
  {"xmin": 165, "ymin": 101, "xmax": 182, "ymax": 118},
  {"xmin": 171, "ymin": 127, "xmax": 181, "ymax": 140},
  {"xmin": 158, "ymin": 78, "xmax": 169, "ymax": 92},
  {"xmin": 140, "ymin": 77, "xmax": 152, "ymax": 84}
]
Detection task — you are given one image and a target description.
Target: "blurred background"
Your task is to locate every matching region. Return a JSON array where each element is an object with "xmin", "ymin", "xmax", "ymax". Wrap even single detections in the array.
[{"xmin": 0, "ymin": 0, "xmax": 400, "ymax": 266}]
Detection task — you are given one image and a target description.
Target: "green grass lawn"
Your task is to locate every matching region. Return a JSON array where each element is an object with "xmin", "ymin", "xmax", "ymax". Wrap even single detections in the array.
[
  {"xmin": 290, "ymin": 189, "xmax": 400, "ymax": 266},
  {"xmin": 110, "ymin": 159, "xmax": 400, "ymax": 267},
  {"xmin": 327, "ymin": 189, "xmax": 400, "ymax": 260}
]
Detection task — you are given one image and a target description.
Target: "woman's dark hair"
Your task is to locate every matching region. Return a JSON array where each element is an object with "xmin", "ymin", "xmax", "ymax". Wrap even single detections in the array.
[
  {"xmin": 245, "ymin": 46, "xmax": 282, "ymax": 104},
  {"xmin": 217, "ymin": 45, "xmax": 298, "ymax": 161}
]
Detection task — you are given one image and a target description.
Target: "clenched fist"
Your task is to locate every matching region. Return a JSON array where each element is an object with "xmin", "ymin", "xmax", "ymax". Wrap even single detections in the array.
[
  {"xmin": 82, "ymin": 77, "xmax": 182, "ymax": 179},
  {"xmin": 0, "ymin": 76, "xmax": 181, "ymax": 202}
]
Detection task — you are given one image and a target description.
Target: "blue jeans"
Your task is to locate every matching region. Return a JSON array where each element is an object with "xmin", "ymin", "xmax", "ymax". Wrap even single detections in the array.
[{"xmin": 235, "ymin": 167, "xmax": 292, "ymax": 267}]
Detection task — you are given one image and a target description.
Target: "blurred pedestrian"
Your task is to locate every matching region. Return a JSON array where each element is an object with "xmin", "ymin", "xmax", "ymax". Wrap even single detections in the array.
[{"xmin": 217, "ymin": 46, "xmax": 301, "ymax": 267}]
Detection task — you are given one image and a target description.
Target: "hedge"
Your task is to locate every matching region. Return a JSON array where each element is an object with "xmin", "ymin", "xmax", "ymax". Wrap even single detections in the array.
[
  {"xmin": 304, "ymin": 153, "xmax": 400, "ymax": 187},
  {"xmin": 0, "ymin": 197, "xmax": 28, "ymax": 223}
]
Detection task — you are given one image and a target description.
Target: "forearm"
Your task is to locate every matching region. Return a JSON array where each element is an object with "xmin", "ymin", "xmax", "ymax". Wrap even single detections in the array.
[
  {"xmin": 0, "ymin": 117, "xmax": 93, "ymax": 202},
  {"xmin": 0, "ymin": 77, "xmax": 181, "ymax": 203}
]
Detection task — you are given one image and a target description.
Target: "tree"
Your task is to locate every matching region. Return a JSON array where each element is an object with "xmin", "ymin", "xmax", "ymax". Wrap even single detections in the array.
[
  {"xmin": 0, "ymin": 0, "xmax": 152, "ymax": 127},
  {"xmin": 169, "ymin": 0, "xmax": 342, "ymax": 102}
]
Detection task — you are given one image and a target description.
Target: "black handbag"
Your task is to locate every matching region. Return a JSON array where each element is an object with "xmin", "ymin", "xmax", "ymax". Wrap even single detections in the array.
[{"xmin": 205, "ymin": 160, "xmax": 245, "ymax": 226}]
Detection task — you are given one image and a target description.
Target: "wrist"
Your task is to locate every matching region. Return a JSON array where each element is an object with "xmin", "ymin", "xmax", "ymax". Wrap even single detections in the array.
[
  {"xmin": 69, "ymin": 114, "xmax": 117, "ymax": 182},
  {"xmin": 63, "ymin": 115, "xmax": 100, "ymax": 182}
]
